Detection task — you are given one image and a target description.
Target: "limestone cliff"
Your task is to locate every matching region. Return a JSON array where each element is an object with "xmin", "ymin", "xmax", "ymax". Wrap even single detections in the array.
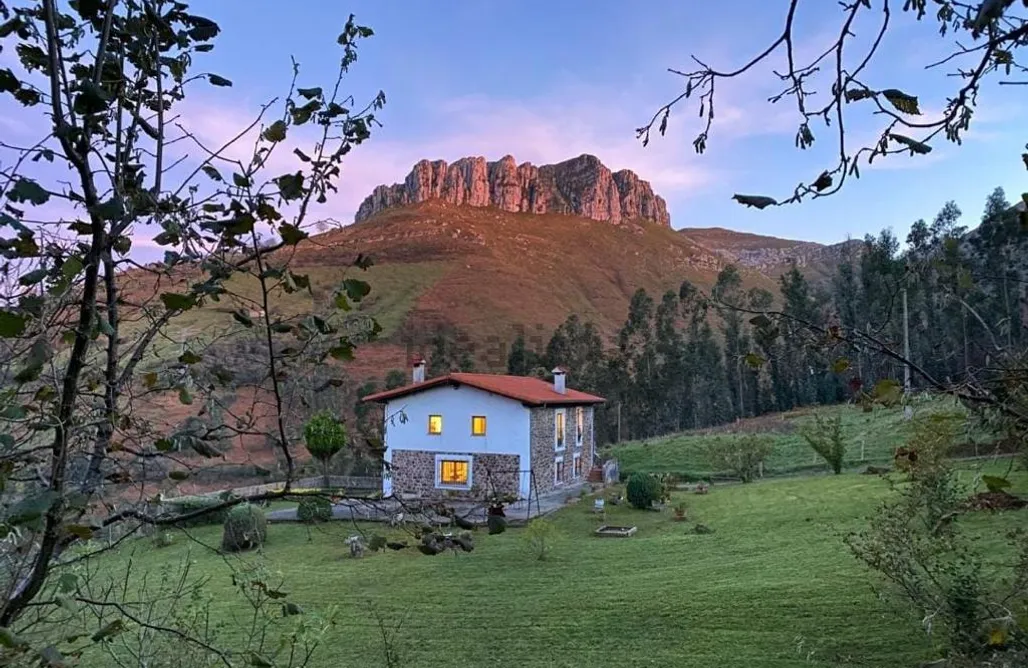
[{"xmin": 355, "ymin": 154, "xmax": 671, "ymax": 227}]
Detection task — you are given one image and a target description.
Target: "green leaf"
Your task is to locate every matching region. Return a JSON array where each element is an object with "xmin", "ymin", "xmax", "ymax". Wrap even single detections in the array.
[
  {"xmin": 743, "ymin": 352, "xmax": 765, "ymax": 369},
  {"xmin": 178, "ymin": 387, "xmax": 193, "ymax": 405},
  {"xmin": 278, "ymin": 223, "xmax": 308, "ymax": 245},
  {"xmin": 880, "ymin": 89, "xmax": 921, "ymax": 115},
  {"xmin": 168, "ymin": 470, "xmax": 190, "ymax": 481},
  {"xmin": 342, "ymin": 278, "xmax": 371, "ymax": 302},
  {"xmin": 72, "ymin": 80, "xmax": 111, "ymax": 115},
  {"xmin": 14, "ymin": 337, "xmax": 51, "ymax": 383},
  {"xmin": 160, "ymin": 293, "xmax": 197, "ymax": 311},
  {"xmin": 61, "ymin": 257, "xmax": 84, "ymax": 280},
  {"xmin": 0, "ymin": 627, "xmax": 28, "ymax": 649},
  {"xmin": 333, "ymin": 293, "xmax": 351, "ymax": 311},
  {"xmin": 90, "ymin": 619, "xmax": 125, "ymax": 643},
  {"xmin": 112, "ymin": 235, "xmax": 132, "ymax": 255},
  {"xmin": 0, "ymin": 311, "xmax": 27, "ymax": 338},
  {"xmin": 207, "ymin": 74, "xmax": 233, "ymax": 87},
  {"xmin": 8, "ymin": 177, "xmax": 50, "ymax": 205},
  {"xmin": 748, "ymin": 314, "xmax": 772, "ymax": 329},
  {"xmin": 232, "ymin": 172, "xmax": 251, "ymax": 188},
  {"xmin": 154, "ymin": 438, "xmax": 174, "ymax": 452},
  {"xmin": 297, "ymin": 87, "xmax": 322, "ymax": 100},
  {"xmin": 812, "ymin": 171, "xmax": 833, "ymax": 192},
  {"xmin": 274, "ymin": 172, "xmax": 304, "ymax": 201},
  {"xmin": 178, "ymin": 350, "xmax": 203, "ymax": 365},
  {"xmin": 247, "ymin": 651, "xmax": 275, "ymax": 668},
  {"xmin": 232, "ymin": 310, "xmax": 255, "ymax": 327},
  {"xmin": 201, "ymin": 165, "xmax": 223, "ymax": 182},
  {"xmin": 328, "ymin": 341, "xmax": 355, "ymax": 361},
  {"xmin": 844, "ymin": 88, "xmax": 874, "ymax": 102},
  {"xmin": 732, "ymin": 194, "xmax": 777, "ymax": 209},
  {"xmin": 64, "ymin": 524, "xmax": 94, "ymax": 540},
  {"xmin": 354, "ymin": 253, "xmax": 375, "ymax": 270},
  {"xmin": 262, "ymin": 120, "xmax": 288, "ymax": 143},
  {"xmin": 831, "ymin": 358, "xmax": 851, "ymax": 374},
  {"xmin": 871, "ymin": 378, "xmax": 902, "ymax": 406},
  {"xmin": 143, "ymin": 372, "xmax": 159, "ymax": 389},
  {"xmin": 18, "ymin": 268, "xmax": 48, "ymax": 287},
  {"xmin": 982, "ymin": 475, "xmax": 1012, "ymax": 493},
  {"xmin": 887, "ymin": 134, "xmax": 932, "ymax": 155}
]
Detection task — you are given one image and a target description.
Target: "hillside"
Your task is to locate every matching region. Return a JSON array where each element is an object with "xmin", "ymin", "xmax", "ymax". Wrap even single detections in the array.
[{"xmin": 679, "ymin": 227, "xmax": 862, "ymax": 282}]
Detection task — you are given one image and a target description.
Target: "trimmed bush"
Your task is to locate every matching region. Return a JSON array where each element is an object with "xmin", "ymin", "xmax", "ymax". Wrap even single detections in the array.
[
  {"xmin": 296, "ymin": 496, "xmax": 333, "ymax": 523},
  {"xmin": 221, "ymin": 504, "xmax": 267, "ymax": 552},
  {"xmin": 626, "ymin": 473, "xmax": 662, "ymax": 509},
  {"xmin": 166, "ymin": 495, "xmax": 230, "ymax": 528}
]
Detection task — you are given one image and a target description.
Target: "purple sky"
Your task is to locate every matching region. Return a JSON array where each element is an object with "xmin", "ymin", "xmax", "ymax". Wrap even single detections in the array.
[{"xmin": 1, "ymin": 1, "xmax": 1024, "ymax": 264}]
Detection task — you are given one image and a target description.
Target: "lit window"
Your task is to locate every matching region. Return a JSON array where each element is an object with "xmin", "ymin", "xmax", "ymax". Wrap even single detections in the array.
[
  {"xmin": 428, "ymin": 415, "xmax": 442, "ymax": 435},
  {"xmin": 439, "ymin": 459, "xmax": 469, "ymax": 486},
  {"xmin": 554, "ymin": 457, "xmax": 565, "ymax": 484},
  {"xmin": 576, "ymin": 408, "xmax": 584, "ymax": 445},
  {"xmin": 555, "ymin": 410, "xmax": 566, "ymax": 450},
  {"xmin": 471, "ymin": 416, "xmax": 487, "ymax": 436},
  {"xmin": 573, "ymin": 454, "xmax": 582, "ymax": 478}
]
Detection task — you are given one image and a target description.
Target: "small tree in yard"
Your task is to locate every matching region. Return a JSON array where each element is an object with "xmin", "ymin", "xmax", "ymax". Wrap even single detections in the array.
[
  {"xmin": 304, "ymin": 411, "xmax": 349, "ymax": 488},
  {"xmin": 800, "ymin": 413, "xmax": 846, "ymax": 474},
  {"xmin": 520, "ymin": 518, "xmax": 560, "ymax": 561},
  {"xmin": 705, "ymin": 436, "xmax": 773, "ymax": 483},
  {"xmin": 626, "ymin": 473, "xmax": 663, "ymax": 509}
]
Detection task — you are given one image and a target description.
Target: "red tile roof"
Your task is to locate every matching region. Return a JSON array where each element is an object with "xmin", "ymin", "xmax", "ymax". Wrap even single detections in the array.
[{"xmin": 361, "ymin": 372, "xmax": 606, "ymax": 406}]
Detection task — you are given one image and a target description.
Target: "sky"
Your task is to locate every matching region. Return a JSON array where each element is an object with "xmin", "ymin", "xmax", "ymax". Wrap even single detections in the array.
[{"xmin": 2, "ymin": 1, "xmax": 1026, "ymax": 261}]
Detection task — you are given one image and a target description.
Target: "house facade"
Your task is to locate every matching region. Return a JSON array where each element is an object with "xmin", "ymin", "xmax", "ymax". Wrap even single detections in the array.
[{"xmin": 362, "ymin": 360, "xmax": 605, "ymax": 501}]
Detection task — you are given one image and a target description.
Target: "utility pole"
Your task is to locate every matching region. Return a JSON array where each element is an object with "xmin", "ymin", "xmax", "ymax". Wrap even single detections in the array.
[{"xmin": 902, "ymin": 286, "xmax": 913, "ymax": 420}]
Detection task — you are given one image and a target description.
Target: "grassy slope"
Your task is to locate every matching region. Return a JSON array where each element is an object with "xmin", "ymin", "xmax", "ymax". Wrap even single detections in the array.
[
  {"xmin": 603, "ymin": 399, "xmax": 999, "ymax": 480},
  {"xmin": 91, "ymin": 463, "xmax": 1028, "ymax": 668}
]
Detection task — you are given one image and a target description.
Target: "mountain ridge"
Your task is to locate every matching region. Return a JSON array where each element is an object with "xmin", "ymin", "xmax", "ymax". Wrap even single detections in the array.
[{"xmin": 355, "ymin": 154, "xmax": 671, "ymax": 227}]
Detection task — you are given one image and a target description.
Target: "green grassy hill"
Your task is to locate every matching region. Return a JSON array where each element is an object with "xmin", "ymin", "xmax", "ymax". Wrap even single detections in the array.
[{"xmin": 603, "ymin": 398, "xmax": 1002, "ymax": 480}]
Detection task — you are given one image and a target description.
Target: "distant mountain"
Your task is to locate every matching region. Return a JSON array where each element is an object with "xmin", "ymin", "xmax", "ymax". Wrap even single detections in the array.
[
  {"xmin": 355, "ymin": 154, "xmax": 670, "ymax": 227},
  {"xmin": 678, "ymin": 227, "xmax": 863, "ymax": 282}
]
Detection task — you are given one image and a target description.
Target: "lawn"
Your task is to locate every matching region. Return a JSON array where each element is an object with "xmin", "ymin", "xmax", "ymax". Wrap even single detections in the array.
[
  {"xmin": 82, "ymin": 462, "xmax": 1028, "ymax": 668},
  {"xmin": 603, "ymin": 398, "xmax": 1000, "ymax": 480}
]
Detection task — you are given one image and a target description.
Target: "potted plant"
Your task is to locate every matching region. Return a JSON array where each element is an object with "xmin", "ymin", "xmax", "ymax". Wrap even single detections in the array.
[
  {"xmin": 673, "ymin": 502, "xmax": 687, "ymax": 521},
  {"xmin": 695, "ymin": 481, "xmax": 710, "ymax": 495}
]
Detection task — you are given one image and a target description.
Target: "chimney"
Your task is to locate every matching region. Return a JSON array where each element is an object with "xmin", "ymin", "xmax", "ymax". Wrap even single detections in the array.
[
  {"xmin": 552, "ymin": 366, "xmax": 567, "ymax": 395},
  {"xmin": 412, "ymin": 356, "xmax": 426, "ymax": 384}
]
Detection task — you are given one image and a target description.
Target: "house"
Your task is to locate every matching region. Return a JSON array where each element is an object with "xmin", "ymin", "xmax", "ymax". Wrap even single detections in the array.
[{"xmin": 361, "ymin": 358, "xmax": 605, "ymax": 501}]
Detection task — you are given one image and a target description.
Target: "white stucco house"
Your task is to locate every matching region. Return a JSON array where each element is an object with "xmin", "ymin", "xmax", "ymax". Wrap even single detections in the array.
[{"xmin": 361, "ymin": 358, "xmax": 605, "ymax": 501}]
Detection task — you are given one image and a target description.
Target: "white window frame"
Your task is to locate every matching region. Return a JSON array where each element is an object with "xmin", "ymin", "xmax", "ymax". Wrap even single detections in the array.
[
  {"xmin": 434, "ymin": 454, "xmax": 473, "ymax": 491},
  {"xmin": 554, "ymin": 408, "xmax": 567, "ymax": 452},
  {"xmin": 553, "ymin": 455, "xmax": 565, "ymax": 486},
  {"xmin": 575, "ymin": 407, "xmax": 584, "ymax": 447},
  {"xmin": 572, "ymin": 453, "xmax": 582, "ymax": 479}
]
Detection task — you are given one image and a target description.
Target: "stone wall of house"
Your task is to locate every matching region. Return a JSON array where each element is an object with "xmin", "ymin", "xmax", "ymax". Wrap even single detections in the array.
[
  {"xmin": 529, "ymin": 406, "xmax": 595, "ymax": 495},
  {"xmin": 389, "ymin": 450, "xmax": 520, "ymax": 500}
]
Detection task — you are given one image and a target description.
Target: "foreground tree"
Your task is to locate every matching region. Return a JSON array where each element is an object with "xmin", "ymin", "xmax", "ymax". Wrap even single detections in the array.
[
  {"xmin": 640, "ymin": 0, "xmax": 1028, "ymax": 211},
  {"xmin": 0, "ymin": 1, "xmax": 385, "ymax": 663}
]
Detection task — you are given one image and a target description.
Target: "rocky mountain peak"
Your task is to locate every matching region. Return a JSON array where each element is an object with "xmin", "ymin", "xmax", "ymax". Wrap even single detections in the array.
[{"xmin": 354, "ymin": 154, "xmax": 671, "ymax": 227}]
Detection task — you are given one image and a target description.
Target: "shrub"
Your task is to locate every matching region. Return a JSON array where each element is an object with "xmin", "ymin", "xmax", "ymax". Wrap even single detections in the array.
[
  {"xmin": 704, "ymin": 435, "xmax": 773, "ymax": 482},
  {"xmin": 520, "ymin": 518, "xmax": 559, "ymax": 561},
  {"xmin": 296, "ymin": 495, "xmax": 333, "ymax": 523},
  {"xmin": 303, "ymin": 411, "xmax": 348, "ymax": 488},
  {"xmin": 221, "ymin": 504, "xmax": 267, "ymax": 552},
  {"xmin": 626, "ymin": 473, "xmax": 662, "ymax": 509},
  {"xmin": 800, "ymin": 412, "xmax": 846, "ymax": 474},
  {"xmin": 165, "ymin": 495, "xmax": 230, "ymax": 528}
]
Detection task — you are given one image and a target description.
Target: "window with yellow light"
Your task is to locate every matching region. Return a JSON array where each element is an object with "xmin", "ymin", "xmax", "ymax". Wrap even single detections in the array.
[
  {"xmin": 428, "ymin": 414, "xmax": 442, "ymax": 435},
  {"xmin": 471, "ymin": 415, "xmax": 487, "ymax": 436},
  {"xmin": 439, "ymin": 459, "xmax": 469, "ymax": 486}
]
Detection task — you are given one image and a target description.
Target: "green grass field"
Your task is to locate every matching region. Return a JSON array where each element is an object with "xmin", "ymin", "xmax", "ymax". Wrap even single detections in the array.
[
  {"xmin": 602, "ymin": 399, "xmax": 1000, "ymax": 480},
  {"xmin": 86, "ymin": 462, "xmax": 1028, "ymax": 668}
]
